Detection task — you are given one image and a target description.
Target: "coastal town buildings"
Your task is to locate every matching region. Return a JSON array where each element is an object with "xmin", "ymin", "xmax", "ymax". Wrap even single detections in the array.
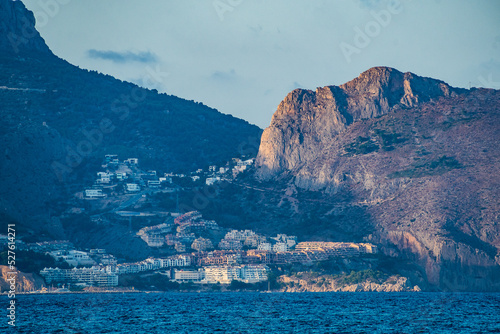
[
  {"xmin": 137, "ymin": 222, "xmax": 174, "ymax": 247},
  {"xmin": 218, "ymin": 238, "xmax": 243, "ymax": 250},
  {"xmin": 36, "ymin": 156, "xmax": 384, "ymax": 290},
  {"xmin": 174, "ymin": 269, "xmax": 205, "ymax": 282},
  {"xmin": 116, "ymin": 255, "xmax": 191, "ymax": 275},
  {"xmin": 191, "ymin": 237, "xmax": 214, "ymax": 252},
  {"xmin": 84, "ymin": 188, "xmax": 105, "ymax": 199},
  {"xmin": 49, "ymin": 250, "xmax": 96, "ymax": 267},
  {"xmin": 204, "ymin": 265, "xmax": 268, "ymax": 284},
  {"xmin": 40, "ymin": 267, "xmax": 118, "ymax": 287}
]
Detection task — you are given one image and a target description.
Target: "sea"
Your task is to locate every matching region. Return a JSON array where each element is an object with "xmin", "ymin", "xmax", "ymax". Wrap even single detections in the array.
[{"xmin": 1, "ymin": 292, "xmax": 499, "ymax": 333}]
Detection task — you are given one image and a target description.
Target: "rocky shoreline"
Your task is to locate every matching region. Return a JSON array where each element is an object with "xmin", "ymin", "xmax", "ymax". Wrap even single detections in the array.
[{"xmin": 279, "ymin": 274, "xmax": 421, "ymax": 292}]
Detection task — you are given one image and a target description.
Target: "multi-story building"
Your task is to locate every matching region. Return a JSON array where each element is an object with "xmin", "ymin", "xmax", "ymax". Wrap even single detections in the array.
[
  {"xmin": 125, "ymin": 158, "xmax": 138, "ymax": 165},
  {"xmin": 164, "ymin": 255, "xmax": 191, "ymax": 267},
  {"xmin": 257, "ymin": 243, "xmax": 272, "ymax": 251},
  {"xmin": 100, "ymin": 254, "xmax": 117, "ymax": 266},
  {"xmin": 203, "ymin": 266, "xmax": 240, "ymax": 284},
  {"xmin": 40, "ymin": 267, "xmax": 118, "ymax": 287},
  {"xmin": 26, "ymin": 240, "xmax": 74, "ymax": 253},
  {"xmin": 126, "ymin": 183, "xmax": 140, "ymax": 192},
  {"xmin": 85, "ymin": 188, "xmax": 105, "ymax": 199},
  {"xmin": 174, "ymin": 242, "xmax": 186, "ymax": 253},
  {"xmin": 218, "ymin": 239, "xmax": 243, "ymax": 250},
  {"xmin": 203, "ymin": 265, "xmax": 268, "ymax": 284},
  {"xmin": 117, "ymin": 263, "xmax": 141, "ymax": 275},
  {"xmin": 147, "ymin": 180, "xmax": 161, "ymax": 188},
  {"xmin": 191, "ymin": 237, "xmax": 214, "ymax": 252},
  {"xmin": 198, "ymin": 252, "xmax": 242, "ymax": 266},
  {"xmin": 240, "ymin": 265, "xmax": 268, "ymax": 283},
  {"xmin": 244, "ymin": 235, "xmax": 266, "ymax": 248},
  {"xmin": 137, "ymin": 222, "xmax": 174, "ymax": 247},
  {"xmin": 142, "ymin": 234, "xmax": 165, "ymax": 247},
  {"xmin": 49, "ymin": 250, "xmax": 96, "ymax": 267},
  {"xmin": 137, "ymin": 222, "xmax": 173, "ymax": 236},
  {"xmin": 205, "ymin": 177, "xmax": 220, "ymax": 186},
  {"xmin": 116, "ymin": 255, "xmax": 191, "ymax": 275},
  {"xmin": 116, "ymin": 172, "xmax": 127, "ymax": 180},
  {"xmin": 244, "ymin": 250, "xmax": 272, "ymax": 264},
  {"xmin": 89, "ymin": 250, "xmax": 118, "ymax": 266},
  {"xmin": 176, "ymin": 233, "xmax": 196, "ymax": 244},
  {"xmin": 174, "ymin": 211, "xmax": 202, "ymax": 225},
  {"xmin": 224, "ymin": 229, "xmax": 257, "ymax": 241},
  {"xmin": 165, "ymin": 234, "xmax": 176, "ymax": 246},
  {"xmin": 295, "ymin": 242, "xmax": 361, "ymax": 257},
  {"xmin": 271, "ymin": 234, "xmax": 297, "ymax": 248},
  {"xmin": 173, "ymin": 269, "xmax": 205, "ymax": 282},
  {"xmin": 272, "ymin": 242, "xmax": 288, "ymax": 252}
]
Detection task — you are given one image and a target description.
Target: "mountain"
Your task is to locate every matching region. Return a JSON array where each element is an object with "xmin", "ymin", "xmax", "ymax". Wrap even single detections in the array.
[
  {"xmin": 256, "ymin": 67, "xmax": 464, "ymax": 178},
  {"xmin": 0, "ymin": 0, "xmax": 51, "ymax": 54},
  {"xmin": 0, "ymin": 0, "xmax": 262, "ymax": 233},
  {"xmin": 251, "ymin": 67, "xmax": 500, "ymax": 291}
]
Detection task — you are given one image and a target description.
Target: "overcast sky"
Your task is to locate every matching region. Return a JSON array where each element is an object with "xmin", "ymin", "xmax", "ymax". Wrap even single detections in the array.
[{"xmin": 21, "ymin": 0, "xmax": 500, "ymax": 128}]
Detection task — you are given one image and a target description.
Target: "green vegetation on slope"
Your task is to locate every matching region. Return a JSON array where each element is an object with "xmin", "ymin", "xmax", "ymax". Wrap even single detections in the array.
[{"xmin": 388, "ymin": 155, "xmax": 462, "ymax": 179}]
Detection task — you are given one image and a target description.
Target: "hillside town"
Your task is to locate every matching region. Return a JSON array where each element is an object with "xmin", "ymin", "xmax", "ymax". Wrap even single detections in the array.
[
  {"xmin": 83, "ymin": 154, "xmax": 254, "ymax": 199},
  {"xmin": 34, "ymin": 225, "xmax": 377, "ymax": 288},
  {"xmin": 0, "ymin": 155, "xmax": 377, "ymax": 291},
  {"xmin": 5, "ymin": 210, "xmax": 377, "ymax": 289}
]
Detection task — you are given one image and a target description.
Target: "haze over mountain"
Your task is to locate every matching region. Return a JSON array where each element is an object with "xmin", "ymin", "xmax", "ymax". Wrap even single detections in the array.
[
  {"xmin": 247, "ymin": 67, "xmax": 500, "ymax": 290},
  {"xmin": 0, "ymin": 0, "xmax": 261, "ymax": 231}
]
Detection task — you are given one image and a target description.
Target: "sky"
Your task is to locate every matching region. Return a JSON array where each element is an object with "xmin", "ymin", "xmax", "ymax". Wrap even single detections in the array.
[{"xmin": 21, "ymin": 0, "xmax": 500, "ymax": 128}]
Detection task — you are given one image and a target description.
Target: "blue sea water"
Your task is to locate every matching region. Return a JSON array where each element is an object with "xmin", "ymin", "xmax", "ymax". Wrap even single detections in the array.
[{"xmin": 1, "ymin": 292, "xmax": 499, "ymax": 333}]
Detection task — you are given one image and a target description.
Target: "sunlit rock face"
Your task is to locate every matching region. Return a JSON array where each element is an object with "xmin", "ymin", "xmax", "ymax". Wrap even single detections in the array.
[{"xmin": 256, "ymin": 67, "xmax": 459, "ymax": 179}]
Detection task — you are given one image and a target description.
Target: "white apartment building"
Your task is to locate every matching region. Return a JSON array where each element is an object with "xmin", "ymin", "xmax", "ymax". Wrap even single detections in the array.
[
  {"xmin": 225, "ymin": 230, "xmax": 258, "ymax": 241},
  {"xmin": 147, "ymin": 180, "xmax": 161, "ymax": 188},
  {"xmin": 125, "ymin": 158, "xmax": 138, "ymax": 165},
  {"xmin": 206, "ymin": 177, "xmax": 220, "ymax": 186},
  {"xmin": 257, "ymin": 243, "xmax": 272, "ymax": 251},
  {"xmin": 100, "ymin": 254, "xmax": 117, "ymax": 266},
  {"xmin": 49, "ymin": 250, "xmax": 96, "ymax": 267},
  {"xmin": 203, "ymin": 265, "xmax": 268, "ymax": 284},
  {"xmin": 240, "ymin": 265, "xmax": 268, "ymax": 283},
  {"xmin": 126, "ymin": 183, "xmax": 140, "ymax": 192},
  {"xmin": 191, "ymin": 237, "xmax": 214, "ymax": 252},
  {"xmin": 174, "ymin": 269, "xmax": 205, "ymax": 282},
  {"xmin": 85, "ymin": 189, "xmax": 105, "ymax": 199},
  {"xmin": 141, "ymin": 234, "xmax": 165, "ymax": 247},
  {"xmin": 116, "ymin": 172, "xmax": 127, "ymax": 180},
  {"xmin": 203, "ymin": 266, "xmax": 241, "ymax": 284},
  {"xmin": 273, "ymin": 242, "xmax": 289, "ymax": 253},
  {"xmin": 116, "ymin": 255, "xmax": 191, "ymax": 275},
  {"xmin": 271, "ymin": 234, "xmax": 298, "ymax": 248},
  {"xmin": 40, "ymin": 267, "xmax": 118, "ymax": 287},
  {"xmin": 218, "ymin": 239, "xmax": 243, "ymax": 250}
]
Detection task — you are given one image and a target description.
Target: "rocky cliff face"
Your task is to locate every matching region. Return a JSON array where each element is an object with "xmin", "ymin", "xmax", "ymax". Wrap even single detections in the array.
[
  {"xmin": 256, "ymin": 67, "xmax": 461, "ymax": 178},
  {"xmin": 0, "ymin": 0, "xmax": 51, "ymax": 54},
  {"xmin": 279, "ymin": 274, "xmax": 420, "ymax": 292},
  {"xmin": 253, "ymin": 68, "xmax": 500, "ymax": 291},
  {"xmin": 0, "ymin": 265, "xmax": 45, "ymax": 292}
]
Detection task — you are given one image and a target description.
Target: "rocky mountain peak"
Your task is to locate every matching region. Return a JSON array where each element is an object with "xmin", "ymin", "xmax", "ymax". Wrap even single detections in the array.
[
  {"xmin": 255, "ymin": 67, "xmax": 464, "ymax": 178},
  {"xmin": 0, "ymin": 0, "xmax": 51, "ymax": 54}
]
